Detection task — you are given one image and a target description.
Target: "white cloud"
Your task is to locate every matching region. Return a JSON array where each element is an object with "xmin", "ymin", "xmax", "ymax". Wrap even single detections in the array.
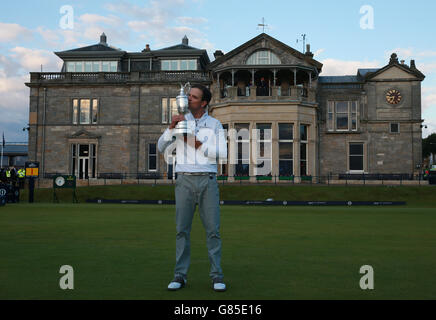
[
  {"xmin": 10, "ymin": 47, "xmax": 62, "ymax": 72},
  {"xmin": 176, "ymin": 17, "xmax": 208, "ymax": 25},
  {"xmin": 314, "ymin": 48, "xmax": 325, "ymax": 57},
  {"xmin": 320, "ymin": 58, "xmax": 380, "ymax": 76},
  {"xmin": 0, "ymin": 22, "xmax": 33, "ymax": 42},
  {"xmin": 422, "ymin": 87, "xmax": 436, "ymax": 112}
]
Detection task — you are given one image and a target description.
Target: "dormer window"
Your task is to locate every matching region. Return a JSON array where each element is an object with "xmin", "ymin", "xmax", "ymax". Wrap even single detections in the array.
[
  {"xmin": 246, "ymin": 50, "xmax": 281, "ymax": 65},
  {"xmin": 66, "ymin": 61, "xmax": 118, "ymax": 72},
  {"xmin": 161, "ymin": 59, "xmax": 197, "ymax": 71}
]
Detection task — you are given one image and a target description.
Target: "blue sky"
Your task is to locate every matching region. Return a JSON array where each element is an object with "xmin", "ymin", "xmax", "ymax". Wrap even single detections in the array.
[{"xmin": 1, "ymin": 0, "xmax": 435, "ymax": 142}]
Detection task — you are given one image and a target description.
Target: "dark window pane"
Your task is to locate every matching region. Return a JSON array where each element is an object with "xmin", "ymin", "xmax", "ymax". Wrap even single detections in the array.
[
  {"xmin": 279, "ymin": 160, "xmax": 293, "ymax": 176},
  {"xmin": 349, "ymin": 144, "xmax": 363, "ymax": 155},
  {"xmin": 235, "ymin": 163, "xmax": 249, "ymax": 176},
  {"xmin": 79, "ymin": 144, "xmax": 89, "ymax": 157},
  {"xmin": 300, "ymin": 161, "xmax": 307, "ymax": 176},
  {"xmin": 391, "ymin": 123, "xmax": 399, "ymax": 133},
  {"xmin": 279, "ymin": 142, "xmax": 293, "ymax": 159},
  {"xmin": 350, "ymin": 156, "xmax": 363, "ymax": 170},
  {"xmin": 279, "ymin": 123, "xmax": 293, "ymax": 140},
  {"xmin": 300, "ymin": 125, "xmax": 308, "ymax": 141},
  {"xmin": 336, "ymin": 114, "xmax": 348, "ymax": 130},
  {"xmin": 149, "ymin": 143, "xmax": 156, "ymax": 155},
  {"xmin": 149, "ymin": 156, "xmax": 157, "ymax": 170},
  {"xmin": 336, "ymin": 101, "xmax": 348, "ymax": 113},
  {"xmin": 300, "ymin": 143, "xmax": 307, "ymax": 160}
]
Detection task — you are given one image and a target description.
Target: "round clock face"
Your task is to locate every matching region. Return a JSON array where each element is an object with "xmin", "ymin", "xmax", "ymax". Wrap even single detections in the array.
[
  {"xmin": 55, "ymin": 176, "xmax": 65, "ymax": 187},
  {"xmin": 386, "ymin": 89, "xmax": 402, "ymax": 105}
]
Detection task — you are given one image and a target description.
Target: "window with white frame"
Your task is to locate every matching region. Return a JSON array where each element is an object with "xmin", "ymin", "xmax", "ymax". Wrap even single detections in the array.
[
  {"xmin": 161, "ymin": 98, "xmax": 178, "ymax": 123},
  {"xmin": 246, "ymin": 50, "xmax": 281, "ymax": 65},
  {"xmin": 73, "ymin": 99, "xmax": 98, "ymax": 124},
  {"xmin": 327, "ymin": 101, "xmax": 358, "ymax": 132},
  {"xmin": 254, "ymin": 123, "xmax": 272, "ymax": 176},
  {"xmin": 148, "ymin": 143, "xmax": 157, "ymax": 171},
  {"xmin": 234, "ymin": 123, "xmax": 250, "ymax": 176},
  {"xmin": 66, "ymin": 61, "xmax": 118, "ymax": 72},
  {"xmin": 161, "ymin": 59, "xmax": 197, "ymax": 71},
  {"xmin": 279, "ymin": 123, "xmax": 293, "ymax": 176},
  {"xmin": 300, "ymin": 124, "xmax": 308, "ymax": 176},
  {"xmin": 349, "ymin": 143, "xmax": 364, "ymax": 172},
  {"xmin": 71, "ymin": 143, "xmax": 97, "ymax": 179}
]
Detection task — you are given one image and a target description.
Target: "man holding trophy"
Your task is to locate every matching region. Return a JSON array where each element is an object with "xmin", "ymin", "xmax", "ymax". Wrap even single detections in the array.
[{"xmin": 158, "ymin": 84, "xmax": 228, "ymax": 292}]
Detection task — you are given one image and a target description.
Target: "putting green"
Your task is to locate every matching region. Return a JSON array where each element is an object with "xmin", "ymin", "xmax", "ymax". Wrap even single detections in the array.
[{"xmin": 1, "ymin": 203, "xmax": 435, "ymax": 299}]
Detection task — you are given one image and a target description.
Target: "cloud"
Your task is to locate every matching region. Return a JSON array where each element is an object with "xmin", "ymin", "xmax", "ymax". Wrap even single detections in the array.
[
  {"xmin": 314, "ymin": 48, "xmax": 325, "ymax": 57},
  {"xmin": 422, "ymin": 87, "xmax": 436, "ymax": 112},
  {"xmin": 10, "ymin": 47, "xmax": 62, "ymax": 72},
  {"xmin": 320, "ymin": 58, "xmax": 380, "ymax": 76},
  {"xmin": 176, "ymin": 17, "xmax": 208, "ymax": 25},
  {"xmin": 0, "ymin": 22, "xmax": 33, "ymax": 42}
]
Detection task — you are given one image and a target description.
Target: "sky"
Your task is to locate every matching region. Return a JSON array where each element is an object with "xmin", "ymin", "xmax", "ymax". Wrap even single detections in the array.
[{"xmin": 1, "ymin": 0, "xmax": 436, "ymax": 142}]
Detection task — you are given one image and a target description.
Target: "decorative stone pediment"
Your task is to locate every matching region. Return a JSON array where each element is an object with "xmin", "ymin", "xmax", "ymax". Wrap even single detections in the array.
[
  {"xmin": 68, "ymin": 129, "xmax": 101, "ymax": 140},
  {"xmin": 208, "ymin": 33, "xmax": 322, "ymax": 72}
]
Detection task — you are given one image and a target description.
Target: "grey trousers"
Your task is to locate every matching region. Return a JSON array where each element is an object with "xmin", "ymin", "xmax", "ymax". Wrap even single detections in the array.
[{"xmin": 174, "ymin": 173, "xmax": 223, "ymax": 281}]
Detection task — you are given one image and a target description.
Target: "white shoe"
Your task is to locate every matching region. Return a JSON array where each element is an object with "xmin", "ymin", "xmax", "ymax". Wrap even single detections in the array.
[
  {"xmin": 213, "ymin": 278, "xmax": 226, "ymax": 292},
  {"xmin": 168, "ymin": 277, "xmax": 186, "ymax": 291}
]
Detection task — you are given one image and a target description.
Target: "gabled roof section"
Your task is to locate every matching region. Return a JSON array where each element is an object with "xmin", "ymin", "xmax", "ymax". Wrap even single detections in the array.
[
  {"xmin": 208, "ymin": 33, "xmax": 323, "ymax": 71},
  {"xmin": 54, "ymin": 33, "xmax": 126, "ymax": 59},
  {"xmin": 364, "ymin": 53, "xmax": 425, "ymax": 81}
]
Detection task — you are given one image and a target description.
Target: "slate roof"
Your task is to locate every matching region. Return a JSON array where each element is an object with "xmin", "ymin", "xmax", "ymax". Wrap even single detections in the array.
[
  {"xmin": 318, "ymin": 76, "xmax": 361, "ymax": 83},
  {"xmin": 2, "ymin": 144, "xmax": 28, "ymax": 155}
]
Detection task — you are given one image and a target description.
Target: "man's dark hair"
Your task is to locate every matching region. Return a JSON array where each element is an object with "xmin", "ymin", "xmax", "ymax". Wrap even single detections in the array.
[{"xmin": 191, "ymin": 84, "xmax": 212, "ymax": 106}]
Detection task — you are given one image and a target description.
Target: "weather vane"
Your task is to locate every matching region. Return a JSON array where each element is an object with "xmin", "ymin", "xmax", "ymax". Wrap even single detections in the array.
[
  {"xmin": 257, "ymin": 17, "xmax": 269, "ymax": 33},
  {"xmin": 296, "ymin": 34, "xmax": 307, "ymax": 53}
]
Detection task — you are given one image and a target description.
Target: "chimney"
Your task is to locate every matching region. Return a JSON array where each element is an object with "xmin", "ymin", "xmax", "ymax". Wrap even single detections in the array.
[
  {"xmin": 389, "ymin": 53, "xmax": 399, "ymax": 64},
  {"xmin": 410, "ymin": 59, "xmax": 416, "ymax": 69},
  {"xmin": 214, "ymin": 50, "xmax": 224, "ymax": 59},
  {"xmin": 100, "ymin": 32, "xmax": 107, "ymax": 45},
  {"xmin": 182, "ymin": 35, "xmax": 189, "ymax": 45},
  {"xmin": 305, "ymin": 44, "xmax": 314, "ymax": 57}
]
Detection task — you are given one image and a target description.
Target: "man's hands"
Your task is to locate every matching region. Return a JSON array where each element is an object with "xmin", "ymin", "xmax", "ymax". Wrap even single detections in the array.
[
  {"xmin": 184, "ymin": 135, "xmax": 202, "ymax": 149},
  {"xmin": 169, "ymin": 115, "xmax": 185, "ymax": 129},
  {"xmin": 169, "ymin": 115, "xmax": 202, "ymax": 149}
]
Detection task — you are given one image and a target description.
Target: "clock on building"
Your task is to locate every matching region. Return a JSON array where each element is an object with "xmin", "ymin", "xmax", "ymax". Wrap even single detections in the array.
[{"xmin": 386, "ymin": 89, "xmax": 402, "ymax": 105}]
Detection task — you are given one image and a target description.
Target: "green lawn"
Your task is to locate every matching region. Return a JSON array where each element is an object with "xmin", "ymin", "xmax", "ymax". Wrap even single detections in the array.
[
  {"xmin": 19, "ymin": 184, "xmax": 436, "ymax": 207},
  {"xmin": 1, "ymin": 203, "xmax": 435, "ymax": 299}
]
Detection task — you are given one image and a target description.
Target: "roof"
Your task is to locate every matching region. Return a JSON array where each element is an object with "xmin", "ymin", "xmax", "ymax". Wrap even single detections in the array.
[
  {"xmin": 2, "ymin": 144, "xmax": 28, "ymax": 155},
  {"xmin": 357, "ymin": 68, "xmax": 379, "ymax": 77},
  {"xmin": 158, "ymin": 43, "xmax": 201, "ymax": 51},
  {"xmin": 318, "ymin": 76, "xmax": 361, "ymax": 83},
  {"xmin": 208, "ymin": 33, "xmax": 323, "ymax": 71},
  {"xmin": 60, "ymin": 43, "xmax": 123, "ymax": 52}
]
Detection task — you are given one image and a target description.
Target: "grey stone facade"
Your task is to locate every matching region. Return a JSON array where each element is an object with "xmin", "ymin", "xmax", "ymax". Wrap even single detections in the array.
[{"xmin": 25, "ymin": 34, "xmax": 425, "ymax": 181}]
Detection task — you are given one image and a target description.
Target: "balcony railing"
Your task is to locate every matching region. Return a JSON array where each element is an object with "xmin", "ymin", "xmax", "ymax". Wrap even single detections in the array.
[
  {"xmin": 213, "ymin": 85, "xmax": 316, "ymax": 104},
  {"xmin": 30, "ymin": 71, "xmax": 211, "ymax": 84}
]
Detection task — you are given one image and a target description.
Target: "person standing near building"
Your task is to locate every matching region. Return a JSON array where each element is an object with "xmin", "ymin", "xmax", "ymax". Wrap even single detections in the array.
[
  {"xmin": 158, "ymin": 84, "xmax": 228, "ymax": 292},
  {"xmin": 17, "ymin": 168, "xmax": 25, "ymax": 189}
]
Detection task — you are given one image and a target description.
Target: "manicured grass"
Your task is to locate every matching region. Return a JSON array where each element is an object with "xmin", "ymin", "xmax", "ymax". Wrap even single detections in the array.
[
  {"xmin": 19, "ymin": 184, "xmax": 436, "ymax": 207},
  {"xmin": 1, "ymin": 203, "xmax": 435, "ymax": 299}
]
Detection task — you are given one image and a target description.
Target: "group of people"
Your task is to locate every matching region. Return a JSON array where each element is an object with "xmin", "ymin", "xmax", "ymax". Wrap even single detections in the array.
[
  {"xmin": 223, "ymin": 77, "xmax": 271, "ymax": 98},
  {"xmin": 0, "ymin": 166, "xmax": 25, "ymax": 188}
]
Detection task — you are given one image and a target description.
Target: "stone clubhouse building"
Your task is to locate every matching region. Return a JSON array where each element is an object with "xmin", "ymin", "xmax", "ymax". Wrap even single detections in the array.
[{"xmin": 25, "ymin": 33, "xmax": 425, "ymax": 183}]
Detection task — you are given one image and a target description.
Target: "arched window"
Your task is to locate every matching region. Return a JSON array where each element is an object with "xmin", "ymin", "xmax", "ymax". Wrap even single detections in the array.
[{"xmin": 246, "ymin": 50, "xmax": 281, "ymax": 65}]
